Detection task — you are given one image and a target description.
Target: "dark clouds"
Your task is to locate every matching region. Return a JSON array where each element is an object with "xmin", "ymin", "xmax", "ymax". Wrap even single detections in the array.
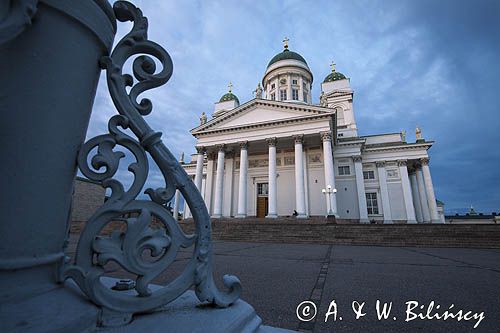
[{"xmin": 88, "ymin": 0, "xmax": 500, "ymax": 213}]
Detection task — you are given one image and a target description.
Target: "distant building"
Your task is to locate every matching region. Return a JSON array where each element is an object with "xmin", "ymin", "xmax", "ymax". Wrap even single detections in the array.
[
  {"xmin": 181, "ymin": 40, "xmax": 442, "ymax": 223},
  {"xmin": 446, "ymin": 206, "xmax": 499, "ymax": 224},
  {"xmin": 70, "ymin": 177, "xmax": 105, "ymax": 226}
]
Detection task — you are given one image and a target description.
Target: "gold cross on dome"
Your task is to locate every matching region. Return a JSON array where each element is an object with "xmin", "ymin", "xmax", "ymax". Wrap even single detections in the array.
[
  {"xmin": 330, "ymin": 61, "xmax": 336, "ymax": 72},
  {"xmin": 228, "ymin": 82, "xmax": 233, "ymax": 92},
  {"xmin": 283, "ymin": 37, "xmax": 289, "ymax": 49}
]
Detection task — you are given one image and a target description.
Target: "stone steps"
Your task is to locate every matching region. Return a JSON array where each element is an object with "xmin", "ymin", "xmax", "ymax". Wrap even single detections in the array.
[
  {"xmin": 70, "ymin": 218, "xmax": 500, "ymax": 248},
  {"xmin": 179, "ymin": 219, "xmax": 500, "ymax": 248}
]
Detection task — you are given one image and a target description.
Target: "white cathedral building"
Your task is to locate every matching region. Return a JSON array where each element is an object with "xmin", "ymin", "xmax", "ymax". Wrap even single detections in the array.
[{"xmin": 179, "ymin": 40, "xmax": 443, "ymax": 224}]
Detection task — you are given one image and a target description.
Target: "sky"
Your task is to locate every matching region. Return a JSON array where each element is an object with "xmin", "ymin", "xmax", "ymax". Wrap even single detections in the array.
[{"xmin": 87, "ymin": 0, "xmax": 500, "ymax": 214}]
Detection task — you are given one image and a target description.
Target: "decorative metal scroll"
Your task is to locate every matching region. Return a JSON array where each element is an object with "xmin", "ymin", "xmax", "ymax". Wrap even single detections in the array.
[{"xmin": 64, "ymin": 1, "xmax": 241, "ymax": 318}]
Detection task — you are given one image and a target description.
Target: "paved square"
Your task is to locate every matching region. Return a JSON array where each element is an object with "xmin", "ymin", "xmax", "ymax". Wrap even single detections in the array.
[
  {"xmin": 208, "ymin": 242, "xmax": 500, "ymax": 332},
  {"xmin": 66, "ymin": 236, "xmax": 500, "ymax": 332}
]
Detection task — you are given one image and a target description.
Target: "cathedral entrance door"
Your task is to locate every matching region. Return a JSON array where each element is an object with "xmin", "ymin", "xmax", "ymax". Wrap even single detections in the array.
[{"xmin": 256, "ymin": 183, "xmax": 269, "ymax": 218}]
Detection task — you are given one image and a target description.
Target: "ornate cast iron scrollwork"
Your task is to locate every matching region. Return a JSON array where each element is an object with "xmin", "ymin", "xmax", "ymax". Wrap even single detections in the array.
[{"xmin": 64, "ymin": 1, "xmax": 241, "ymax": 317}]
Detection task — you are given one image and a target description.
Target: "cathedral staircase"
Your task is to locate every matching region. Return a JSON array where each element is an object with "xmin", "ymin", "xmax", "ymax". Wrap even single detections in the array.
[{"xmin": 179, "ymin": 218, "xmax": 500, "ymax": 248}]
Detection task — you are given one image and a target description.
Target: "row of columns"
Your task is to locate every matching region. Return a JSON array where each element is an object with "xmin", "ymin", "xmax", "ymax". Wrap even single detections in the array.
[
  {"xmin": 342, "ymin": 157, "xmax": 436, "ymax": 224},
  {"xmin": 179, "ymin": 143, "xmax": 439, "ymax": 224},
  {"xmin": 409, "ymin": 158, "xmax": 440, "ymax": 223},
  {"xmin": 184, "ymin": 132, "xmax": 338, "ymax": 219}
]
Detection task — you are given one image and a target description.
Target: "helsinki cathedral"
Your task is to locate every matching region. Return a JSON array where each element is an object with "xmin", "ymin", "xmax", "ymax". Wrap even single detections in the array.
[{"xmin": 178, "ymin": 39, "xmax": 444, "ymax": 224}]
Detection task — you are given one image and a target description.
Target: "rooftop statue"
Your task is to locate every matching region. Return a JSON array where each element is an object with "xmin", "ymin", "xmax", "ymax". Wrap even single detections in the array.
[
  {"xmin": 254, "ymin": 83, "xmax": 263, "ymax": 99},
  {"xmin": 416, "ymin": 126, "xmax": 423, "ymax": 140},
  {"xmin": 200, "ymin": 111, "xmax": 207, "ymax": 124}
]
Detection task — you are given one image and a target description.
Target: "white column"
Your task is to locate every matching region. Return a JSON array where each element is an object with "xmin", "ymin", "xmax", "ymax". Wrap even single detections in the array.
[
  {"xmin": 421, "ymin": 158, "xmax": 441, "ymax": 223},
  {"xmin": 194, "ymin": 146, "xmax": 205, "ymax": 191},
  {"xmin": 223, "ymin": 152, "xmax": 234, "ymax": 217},
  {"xmin": 204, "ymin": 153, "xmax": 215, "ymax": 214},
  {"xmin": 287, "ymin": 74, "xmax": 292, "ymax": 101},
  {"xmin": 353, "ymin": 155, "xmax": 368, "ymax": 223},
  {"xmin": 321, "ymin": 132, "xmax": 338, "ymax": 217},
  {"xmin": 173, "ymin": 189, "xmax": 180, "ymax": 220},
  {"xmin": 276, "ymin": 76, "xmax": 280, "ymax": 101},
  {"xmin": 376, "ymin": 161, "xmax": 393, "ymax": 224},
  {"xmin": 409, "ymin": 171, "xmax": 423, "ymax": 223},
  {"xmin": 183, "ymin": 202, "xmax": 190, "ymax": 219},
  {"xmin": 303, "ymin": 149, "xmax": 309, "ymax": 215},
  {"xmin": 294, "ymin": 135, "xmax": 307, "ymax": 218},
  {"xmin": 266, "ymin": 138, "xmax": 278, "ymax": 218},
  {"xmin": 184, "ymin": 176, "xmax": 193, "ymax": 219},
  {"xmin": 416, "ymin": 166, "xmax": 431, "ymax": 223},
  {"xmin": 236, "ymin": 141, "xmax": 248, "ymax": 218},
  {"xmin": 201, "ymin": 177, "xmax": 206, "ymax": 200},
  {"xmin": 212, "ymin": 144, "xmax": 225, "ymax": 218},
  {"xmin": 398, "ymin": 160, "xmax": 417, "ymax": 224},
  {"xmin": 298, "ymin": 76, "xmax": 304, "ymax": 101}
]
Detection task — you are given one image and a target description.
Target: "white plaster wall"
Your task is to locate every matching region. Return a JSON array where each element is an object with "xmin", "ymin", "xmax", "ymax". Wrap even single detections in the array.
[
  {"xmin": 336, "ymin": 179, "xmax": 360, "ymax": 219},
  {"xmin": 387, "ymin": 182, "xmax": 406, "ymax": 220},
  {"xmin": 214, "ymin": 99, "xmax": 238, "ymax": 114},
  {"xmin": 276, "ymin": 168, "xmax": 295, "ymax": 216},
  {"xmin": 232, "ymin": 170, "xmax": 240, "ymax": 217},
  {"xmin": 306, "ymin": 167, "xmax": 326, "ymax": 216},
  {"xmin": 222, "ymin": 158, "xmax": 234, "ymax": 217},
  {"xmin": 321, "ymin": 79, "xmax": 351, "ymax": 94},
  {"xmin": 364, "ymin": 133, "xmax": 402, "ymax": 145}
]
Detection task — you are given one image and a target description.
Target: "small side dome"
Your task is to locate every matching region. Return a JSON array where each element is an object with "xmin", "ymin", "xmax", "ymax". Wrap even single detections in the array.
[
  {"xmin": 219, "ymin": 92, "xmax": 239, "ymax": 104},
  {"xmin": 323, "ymin": 71, "xmax": 346, "ymax": 83},
  {"xmin": 323, "ymin": 61, "xmax": 347, "ymax": 83}
]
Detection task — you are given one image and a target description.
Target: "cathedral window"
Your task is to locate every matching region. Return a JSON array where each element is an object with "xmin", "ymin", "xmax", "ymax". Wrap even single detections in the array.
[
  {"xmin": 270, "ymin": 92, "xmax": 275, "ymax": 101},
  {"xmin": 292, "ymin": 79, "xmax": 298, "ymax": 85},
  {"xmin": 271, "ymin": 83, "xmax": 275, "ymax": 89},
  {"xmin": 366, "ymin": 193, "xmax": 379, "ymax": 214},
  {"xmin": 280, "ymin": 89, "xmax": 287, "ymax": 100},
  {"xmin": 386, "ymin": 169, "xmax": 399, "ymax": 178},
  {"xmin": 363, "ymin": 170, "xmax": 375, "ymax": 180},
  {"xmin": 257, "ymin": 183, "xmax": 269, "ymax": 195},
  {"xmin": 303, "ymin": 91, "xmax": 308, "ymax": 102},
  {"xmin": 338, "ymin": 165, "xmax": 350, "ymax": 175},
  {"xmin": 292, "ymin": 89, "xmax": 299, "ymax": 100}
]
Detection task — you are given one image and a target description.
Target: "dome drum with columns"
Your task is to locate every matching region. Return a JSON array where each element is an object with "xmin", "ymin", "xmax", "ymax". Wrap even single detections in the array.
[{"xmin": 178, "ymin": 39, "xmax": 443, "ymax": 224}]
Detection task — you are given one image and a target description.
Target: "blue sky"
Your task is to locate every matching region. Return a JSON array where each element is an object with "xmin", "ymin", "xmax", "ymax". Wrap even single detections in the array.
[{"xmin": 88, "ymin": 0, "xmax": 500, "ymax": 214}]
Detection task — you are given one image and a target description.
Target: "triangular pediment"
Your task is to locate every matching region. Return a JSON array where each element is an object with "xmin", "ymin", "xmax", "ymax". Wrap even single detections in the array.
[{"xmin": 192, "ymin": 99, "xmax": 332, "ymax": 134}]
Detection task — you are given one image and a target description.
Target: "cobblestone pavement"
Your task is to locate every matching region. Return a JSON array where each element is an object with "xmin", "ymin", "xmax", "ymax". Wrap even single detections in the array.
[{"xmin": 66, "ymin": 234, "xmax": 500, "ymax": 332}]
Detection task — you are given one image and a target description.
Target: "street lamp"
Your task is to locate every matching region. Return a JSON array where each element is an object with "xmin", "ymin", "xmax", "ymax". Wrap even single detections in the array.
[{"xmin": 322, "ymin": 185, "xmax": 337, "ymax": 217}]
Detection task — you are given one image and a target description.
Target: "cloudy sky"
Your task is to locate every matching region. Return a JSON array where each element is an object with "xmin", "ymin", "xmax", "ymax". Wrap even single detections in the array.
[{"xmin": 88, "ymin": 0, "xmax": 500, "ymax": 214}]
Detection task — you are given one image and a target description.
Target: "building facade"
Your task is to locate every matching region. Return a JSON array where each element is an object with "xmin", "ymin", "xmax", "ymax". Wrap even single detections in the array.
[{"xmin": 180, "ymin": 42, "xmax": 442, "ymax": 223}]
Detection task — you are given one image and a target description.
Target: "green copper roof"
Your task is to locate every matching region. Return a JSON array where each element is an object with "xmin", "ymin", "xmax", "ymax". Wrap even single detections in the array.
[
  {"xmin": 267, "ymin": 49, "xmax": 308, "ymax": 68},
  {"xmin": 323, "ymin": 71, "xmax": 346, "ymax": 83},
  {"xmin": 219, "ymin": 92, "xmax": 239, "ymax": 104}
]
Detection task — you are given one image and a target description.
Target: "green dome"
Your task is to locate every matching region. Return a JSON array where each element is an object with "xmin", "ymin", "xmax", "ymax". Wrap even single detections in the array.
[
  {"xmin": 323, "ymin": 71, "xmax": 346, "ymax": 83},
  {"xmin": 267, "ymin": 49, "xmax": 308, "ymax": 68},
  {"xmin": 219, "ymin": 92, "xmax": 239, "ymax": 104}
]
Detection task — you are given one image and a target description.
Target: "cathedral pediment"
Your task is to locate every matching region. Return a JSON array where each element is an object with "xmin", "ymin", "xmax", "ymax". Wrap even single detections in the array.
[{"xmin": 192, "ymin": 99, "xmax": 332, "ymax": 135}]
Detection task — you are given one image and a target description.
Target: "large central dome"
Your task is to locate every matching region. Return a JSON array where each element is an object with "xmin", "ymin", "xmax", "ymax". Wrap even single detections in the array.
[
  {"xmin": 262, "ymin": 39, "xmax": 313, "ymax": 104},
  {"xmin": 267, "ymin": 49, "xmax": 308, "ymax": 68}
]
